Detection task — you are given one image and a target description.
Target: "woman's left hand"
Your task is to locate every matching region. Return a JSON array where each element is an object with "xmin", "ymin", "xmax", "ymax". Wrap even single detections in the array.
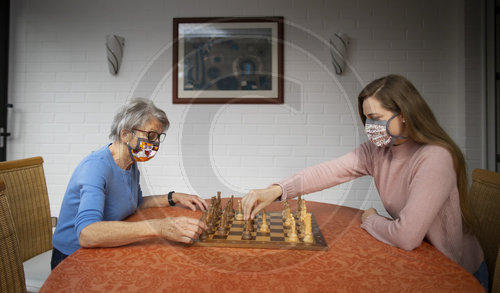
[
  {"xmin": 173, "ymin": 192, "xmax": 208, "ymax": 211},
  {"xmin": 361, "ymin": 208, "xmax": 378, "ymax": 223}
]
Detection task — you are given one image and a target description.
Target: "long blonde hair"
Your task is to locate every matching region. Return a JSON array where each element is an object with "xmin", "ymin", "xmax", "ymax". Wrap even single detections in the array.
[{"xmin": 357, "ymin": 74, "xmax": 473, "ymax": 226}]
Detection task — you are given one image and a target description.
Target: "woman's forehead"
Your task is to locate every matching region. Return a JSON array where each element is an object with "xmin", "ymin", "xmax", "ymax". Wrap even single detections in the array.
[{"xmin": 362, "ymin": 96, "xmax": 384, "ymax": 113}]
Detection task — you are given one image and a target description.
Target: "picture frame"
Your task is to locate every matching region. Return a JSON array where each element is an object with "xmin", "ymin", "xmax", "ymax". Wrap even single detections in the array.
[{"xmin": 172, "ymin": 17, "xmax": 284, "ymax": 104}]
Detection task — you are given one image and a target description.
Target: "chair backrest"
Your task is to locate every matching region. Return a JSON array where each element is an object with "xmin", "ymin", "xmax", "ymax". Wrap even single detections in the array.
[
  {"xmin": 466, "ymin": 168, "xmax": 500, "ymax": 292},
  {"xmin": 0, "ymin": 179, "xmax": 27, "ymax": 293},
  {"xmin": 493, "ymin": 245, "xmax": 500, "ymax": 293},
  {"xmin": 0, "ymin": 157, "xmax": 53, "ymax": 262}
]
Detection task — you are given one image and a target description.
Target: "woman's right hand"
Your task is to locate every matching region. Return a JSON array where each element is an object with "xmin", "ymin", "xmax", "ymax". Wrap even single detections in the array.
[
  {"xmin": 242, "ymin": 185, "xmax": 283, "ymax": 220},
  {"xmin": 151, "ymin": 216, "xmax": 207, "ymax": 244}
]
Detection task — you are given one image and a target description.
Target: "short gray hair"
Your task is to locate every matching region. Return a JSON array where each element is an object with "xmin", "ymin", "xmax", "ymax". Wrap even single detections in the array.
[{"xmin": 109, "ymin": 98, "xmax": 169, "ymax": 142}]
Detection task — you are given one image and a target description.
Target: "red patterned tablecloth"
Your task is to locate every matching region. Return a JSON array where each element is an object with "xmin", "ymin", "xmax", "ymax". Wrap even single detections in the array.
[{"xmin": 41, "ymin": 200, "xmax": 484, "ymax": 292}]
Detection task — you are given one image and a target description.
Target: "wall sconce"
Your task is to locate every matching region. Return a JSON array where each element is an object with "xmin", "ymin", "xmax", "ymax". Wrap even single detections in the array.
[
  {"xmin": 106, "ymin": 34, "xmax": 125, "ymax": 75},
  {"xmin": 329, "ymin": 33, "xmax": 349, "ymax": 75}
]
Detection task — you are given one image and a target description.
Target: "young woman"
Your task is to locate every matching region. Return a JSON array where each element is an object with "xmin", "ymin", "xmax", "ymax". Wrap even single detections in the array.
[
  {"xmin": 51, "ymin": 98, "xmax": 207, "ymax": 269},
  {"xmin": 242, "ymin": 75, "xmax": 488, "ymax": 289}
]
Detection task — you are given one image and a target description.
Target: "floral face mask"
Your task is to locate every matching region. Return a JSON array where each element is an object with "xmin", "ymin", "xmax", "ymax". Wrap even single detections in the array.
[
  {"xmin": 127, "ymin": 138, "xmax": 159, "ymax": 162},
  {"xmin": 364, "ymin": 113, "xmax": 407, "ymax": 147}
]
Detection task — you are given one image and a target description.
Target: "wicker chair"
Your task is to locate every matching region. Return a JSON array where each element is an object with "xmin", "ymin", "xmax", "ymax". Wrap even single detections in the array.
[
  {"xmin": 465, "ymin": 168, "xmax": 500, "ymax": 293},
  {"xmin": 0, "ymin": 157, "xmax": 55, "ymax": 292},
  {"xmin": 0, "ymin": 179, "xmax": 27, "ymax": 293}
]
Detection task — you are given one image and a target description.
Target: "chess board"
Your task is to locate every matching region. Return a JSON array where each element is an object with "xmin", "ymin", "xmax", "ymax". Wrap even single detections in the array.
[{"xmin": 193, "ymin": 212, "xmax": 328, "ymax": 251}]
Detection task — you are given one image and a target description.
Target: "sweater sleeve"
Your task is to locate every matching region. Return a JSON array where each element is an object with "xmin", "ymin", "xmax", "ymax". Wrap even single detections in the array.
[
  {"xmin": 361, "ymin": 147, "xmax": 456, "ymax": 251},
  {"xmin": 74, "ymin": 158, "xmax": 109, "ymax": 238},
  {"xmin": 277, "ymin": 142, "xmax": 374, "ymax": 200}
]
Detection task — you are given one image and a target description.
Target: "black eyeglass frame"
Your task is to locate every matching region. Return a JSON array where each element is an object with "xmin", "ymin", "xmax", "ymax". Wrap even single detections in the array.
[{"xmin": 131, "ymin": 128, "xmax": 166, "ymax": 143}]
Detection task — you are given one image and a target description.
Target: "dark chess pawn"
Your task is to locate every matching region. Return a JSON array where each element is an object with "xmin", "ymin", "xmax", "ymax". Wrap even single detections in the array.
[
  {"xmin": 199, "ymin": 229, "xmax": 209, "ymax": 241},
  {"xmin": 199, "ymin": 211, "xmax": 209, "ymax": 241},
  {"xmin": 241, "ymin": 219, "xmax": 253, "ymax": 240},
  {"xmin": 248, "ymin": 219, "xmax": 254, "ymax": 232},
  {"xmin": 216, "ymin": 211, "xmax": 228, "ymax": 236}
]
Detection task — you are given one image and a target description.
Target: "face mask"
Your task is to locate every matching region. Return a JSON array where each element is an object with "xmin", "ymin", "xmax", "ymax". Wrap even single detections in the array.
[
  {"xmin": 365, "ymin": 113, "xmax": 407, "ymax": 147},
  {"xmin": 127, "ymin": 138, "xmax": 159, "ymax": 162}
]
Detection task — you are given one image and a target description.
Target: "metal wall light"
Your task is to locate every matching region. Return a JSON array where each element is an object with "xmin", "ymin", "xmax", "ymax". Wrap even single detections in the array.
[
  {"xmin": 329, "ymin": 33, "xmax": 349, "ymax": 75},
  {"xmin": 106, "ymin": 34, "xmax": 125, "ymax": 75}
]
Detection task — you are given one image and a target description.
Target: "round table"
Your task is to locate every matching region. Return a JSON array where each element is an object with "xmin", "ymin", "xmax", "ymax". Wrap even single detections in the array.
[{"xmin": 41, "ymin": 199, "xmax": 484, "ymax": 292}]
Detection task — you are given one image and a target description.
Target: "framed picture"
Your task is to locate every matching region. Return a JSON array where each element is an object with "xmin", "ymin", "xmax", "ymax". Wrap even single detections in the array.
[{"xmin": 172, "ymin": 17, "xmax": 284, "ymax": 104}]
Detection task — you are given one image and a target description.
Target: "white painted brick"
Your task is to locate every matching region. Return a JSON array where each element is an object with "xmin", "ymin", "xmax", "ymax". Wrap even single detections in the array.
[
  {"xmin": 307, "ymin": 114, "xmax": 340, "ymax": 125},
  {"xmin": 55, "ymin": 93, "xmax": 85, "ymax": 103},
  {"xmin": 40, "ymin": 103, "xmax": 71, "ymax": 113},
  {"xmin": 242, "ymin": 114, "xmax": 275, "ymax": 124},
  {"xmin": 275, "ymin": 136, "xmax": 307, "ymax": 146},
  {"xmin": 242, "ymin": 135, "xmax": 275, "ymax": 145},
  {"xmin": 41, "ymin": 63, "xmax": 72, "ymax": 72},
  {"xmin": 56, "ymin": 72, "xmax": 86, "ymax": 82},
  {"xmin": 212, "ymin": 135, "xmax": 242, "ymax": 145},
  {"xmin": 307, "ymin": 136, "xmax": 340, "ymax": 146},
  {"xmin": 292, "ymin": 146, "xmax": 324, "ymax": 156},
  {"xmin": 275, "ymin": 114, "xmax": 307, "ymax": 124},
  {"xmin": 255, "ymin": 125, "xmax": 290, "ymax": 135},
  {"xmin": 53, "ymin": 113, "xmax": 84, "ymax": 123}
]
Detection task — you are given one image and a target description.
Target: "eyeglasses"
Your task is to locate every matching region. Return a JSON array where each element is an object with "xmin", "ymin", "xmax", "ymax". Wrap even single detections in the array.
[{"xmin": 131, "ymin": 128, "xmax": 166, "ymax": 143}]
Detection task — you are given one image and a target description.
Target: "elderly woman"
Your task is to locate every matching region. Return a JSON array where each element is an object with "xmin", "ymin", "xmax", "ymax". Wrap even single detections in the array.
[{"xmin": 51, "ymin": 98, "xmax": 207, "ymax": 269}]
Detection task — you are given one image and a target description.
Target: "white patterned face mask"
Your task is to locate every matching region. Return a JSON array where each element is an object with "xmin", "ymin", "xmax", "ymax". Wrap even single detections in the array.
[{"xmin": 364, "ymin": 113, "xmax": 406, "ymax": 147}]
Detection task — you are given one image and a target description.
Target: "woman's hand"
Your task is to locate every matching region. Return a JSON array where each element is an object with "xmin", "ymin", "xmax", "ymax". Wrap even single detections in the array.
[
  {"xmin": 173, "ymin": 192, "xmax": 208, "ymax": 211},
  {"xmin": 242, "ymin": 185, "xmax": 283, "ymax": 220},
  {"xmin": 361, "ymin": 208, "xmax": 378, "ymax": 223},
  {"xmin": 151, "ymin": 216, "xmax": 207, "ymax": 244}
]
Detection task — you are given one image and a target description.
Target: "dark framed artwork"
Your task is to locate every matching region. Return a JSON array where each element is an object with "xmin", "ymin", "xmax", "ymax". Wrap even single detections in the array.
[{"xmin": 172, "ymin": 17, "xmax": 284, "ymax": 104}]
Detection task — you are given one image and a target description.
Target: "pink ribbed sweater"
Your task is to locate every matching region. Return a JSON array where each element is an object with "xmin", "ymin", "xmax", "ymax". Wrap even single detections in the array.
[{"xmin": 278, "ymin": 139, "xmax": 483, "ymax": 274}]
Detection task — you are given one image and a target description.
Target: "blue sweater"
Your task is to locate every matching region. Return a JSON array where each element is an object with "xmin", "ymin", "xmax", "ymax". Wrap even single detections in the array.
[{"xmin": 52, "ymin": 144, "xmax": 143, "ymax": 255}]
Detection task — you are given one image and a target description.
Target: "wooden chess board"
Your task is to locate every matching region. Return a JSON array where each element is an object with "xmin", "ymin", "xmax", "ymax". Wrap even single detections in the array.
[{"xmin": 193, "ymin": 212, "xmax": 328, "ymax": 251}]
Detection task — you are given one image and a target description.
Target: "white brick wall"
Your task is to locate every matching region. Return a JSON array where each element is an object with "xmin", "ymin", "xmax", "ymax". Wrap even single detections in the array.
[{"xmin": 7, "ymin": 0, "xmax": 484, "ymax": 219}]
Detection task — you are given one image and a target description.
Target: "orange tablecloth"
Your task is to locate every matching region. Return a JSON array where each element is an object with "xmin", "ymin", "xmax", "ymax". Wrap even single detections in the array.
[{"xmin": 41, "ymin": 200, "xmax": 483, "ymax": 292}]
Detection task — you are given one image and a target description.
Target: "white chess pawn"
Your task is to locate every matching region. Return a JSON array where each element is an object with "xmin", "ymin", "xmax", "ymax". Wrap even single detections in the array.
[
  {"xmin": 287, "ymin": 217, "xmax": 299, "ymax": 243},
  {"xmin": 302, "ymin": 213, "xmax": 313, "ymax": 244},
  {"xmin": 235, "ymin": 199, "xmax": 244, "ymax": 221},
  {"xmin": 258, "ymin": 210, "xmax": 270, "ymax": 233}
]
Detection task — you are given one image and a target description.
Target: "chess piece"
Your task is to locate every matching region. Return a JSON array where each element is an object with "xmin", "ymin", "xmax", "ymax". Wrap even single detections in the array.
[
  {"xmin": 284, "ymin": 208, "xmax": 292, "ymax": 228},
  {"xmin": 282, "ymin": 201, "xmax": 289, "ymax": 220},
  {"xmin": 242, "ymin": 219, "xmax": 253, "ymax": 240},
  {"xmin": 258, "ymin": 209, "xmax": 270, "ymax": 233},
  {"xmin": 216, "ymin": 211, "xmax": 228, "ymax": 235},
  {"xmin": 217, "ymin": 192, "xmax": 223, "ymax": 217},
  {"xmin": 303, "ymin": 213, "xmax": 314, "ymax": 244},
  {"xmin": 199, "ymin": 211, "xmax": 209, "ymax": 241},
  {"xmin": 206, "ymin": 206, "xmax": 215, "ymax": 234},
  {"xmin": 235, "ymin": 199, "xmax": 244, "ymax": 221},
  {"xmin": 295, "ymin": 195, "xmax": 302, "ymax": 219},
  {"xmin": 300, "ymin": 199, "xmax": 307, "ymax": 222},
  {"xmin": 287, "ymin": 217, "xmax": 299, "ymax": 242},
  {"xmin": 228, "ymin": 195, "xmax": 235, "ymax": 218},
  {"xmin": 248, "ymin": 218, "xmax": 254, "ymax": 232}
]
